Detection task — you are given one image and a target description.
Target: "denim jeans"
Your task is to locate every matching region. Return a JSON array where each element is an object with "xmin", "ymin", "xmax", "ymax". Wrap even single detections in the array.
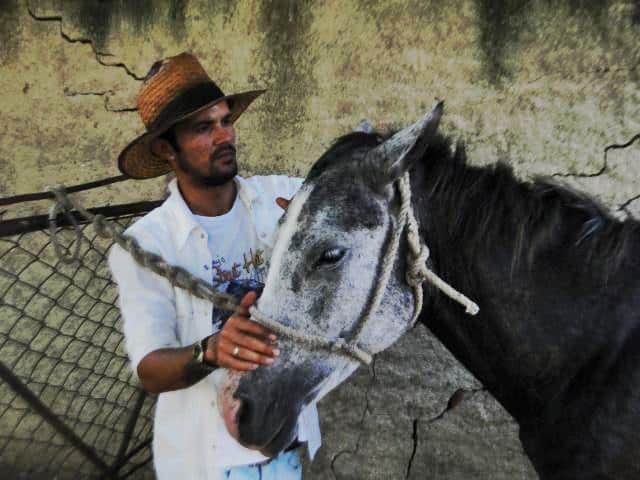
[{"xmin": 223, "ymin": 450, "xmax": 302, "ymax": 479}]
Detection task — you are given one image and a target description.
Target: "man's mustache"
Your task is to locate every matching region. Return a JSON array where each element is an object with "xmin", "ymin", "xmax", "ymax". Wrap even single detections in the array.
[{"xmin": 211, "ymin": 144, "xmax": 237, "ymax": 160}]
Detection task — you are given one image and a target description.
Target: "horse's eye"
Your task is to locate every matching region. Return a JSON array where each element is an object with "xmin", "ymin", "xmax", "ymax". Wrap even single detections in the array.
[{"xmin": 316, "ymin": 247, "xmax": 346, "ymax": 267}]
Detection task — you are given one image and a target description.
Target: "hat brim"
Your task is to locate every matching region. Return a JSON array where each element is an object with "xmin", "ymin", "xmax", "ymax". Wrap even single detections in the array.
[{"xmin": 118, "ymin": 89, "xmax": 265, "ymax": 179}]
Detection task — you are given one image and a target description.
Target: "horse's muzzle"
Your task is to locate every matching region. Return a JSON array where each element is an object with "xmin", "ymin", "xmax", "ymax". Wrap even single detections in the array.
[{"xmin": 220, "ymin": 359, "xmax": 328, "ymax": 456}]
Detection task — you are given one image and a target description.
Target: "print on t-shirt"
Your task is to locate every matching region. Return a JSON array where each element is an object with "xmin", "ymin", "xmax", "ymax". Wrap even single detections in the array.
[{"xmin": 210, "ymin": 248, "xmax": 266, "ymax": 332}]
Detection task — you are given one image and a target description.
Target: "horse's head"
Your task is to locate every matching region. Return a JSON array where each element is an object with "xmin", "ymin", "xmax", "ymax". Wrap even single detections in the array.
[{"xmin": 220, "ymin": 103, "xmax": 444, "ymax": 456}]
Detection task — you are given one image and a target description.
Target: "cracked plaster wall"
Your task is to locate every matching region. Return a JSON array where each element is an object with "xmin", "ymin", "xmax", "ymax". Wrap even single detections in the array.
[{"xmin": 1, "ymin": 1, "xmax": 639, "ymax": 478}]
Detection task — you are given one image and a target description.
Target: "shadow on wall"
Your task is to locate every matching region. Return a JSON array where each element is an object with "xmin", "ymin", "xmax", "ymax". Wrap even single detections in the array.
[{"xmin": 475, "ymin": 0, "xmax": 614, "ymax": 85}]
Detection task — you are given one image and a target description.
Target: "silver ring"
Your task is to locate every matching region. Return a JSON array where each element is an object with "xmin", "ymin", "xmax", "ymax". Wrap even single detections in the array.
[{"xmin": 232, "ymin": 345, "xmax": 240, "ymax": 357}]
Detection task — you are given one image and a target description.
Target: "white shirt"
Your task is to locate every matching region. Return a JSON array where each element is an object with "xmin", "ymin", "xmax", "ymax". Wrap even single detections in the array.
[{"xmin": 108, "ymin": 175, "xmax": 320, "ymax": 479}]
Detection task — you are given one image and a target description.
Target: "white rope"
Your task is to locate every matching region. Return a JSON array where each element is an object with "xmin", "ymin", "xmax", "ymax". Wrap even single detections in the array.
[
  {"xmin": 398, "ymin": 174, "xmax": 480, "ymax": 316},
  {"xmin": 248, "ymin": 307, "xmax": 373, "ymax": 364}
]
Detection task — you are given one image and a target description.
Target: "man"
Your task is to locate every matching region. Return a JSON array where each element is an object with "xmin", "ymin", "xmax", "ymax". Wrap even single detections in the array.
[{"xmin": 108, "ymin": 52, "xmax": 319, "ymax": 479}]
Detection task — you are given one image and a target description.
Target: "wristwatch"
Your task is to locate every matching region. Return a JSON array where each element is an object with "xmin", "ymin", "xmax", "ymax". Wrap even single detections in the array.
[{"xmin": 193, "ymin": 335, "xmax": 217, "ymax": 370}]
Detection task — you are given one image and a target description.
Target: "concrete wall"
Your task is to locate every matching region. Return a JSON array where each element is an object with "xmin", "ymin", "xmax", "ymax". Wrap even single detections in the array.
[{"xmin": 1, "ymin": 1, "xmax": 639, "ymax": 478}]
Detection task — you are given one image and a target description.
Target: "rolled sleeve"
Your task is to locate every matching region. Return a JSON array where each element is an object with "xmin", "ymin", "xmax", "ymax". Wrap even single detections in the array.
[{"xmin": 108, "ymin": 242, "xmax": 179, "ymax": 376}]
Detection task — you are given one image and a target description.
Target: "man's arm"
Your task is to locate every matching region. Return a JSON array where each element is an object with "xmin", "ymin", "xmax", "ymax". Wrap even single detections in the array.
[
  {"xmin": 109, "ymin": 240, "xmax": 279, "ymax": 395},
  {"xmin": 136, "ymin": 291, "xmax": 279, "ymax": 394}
]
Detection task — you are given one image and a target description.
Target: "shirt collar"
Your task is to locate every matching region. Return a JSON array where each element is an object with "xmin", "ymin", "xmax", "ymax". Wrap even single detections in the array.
[
  {"xmin": 166, "ymin": 176, "xmax": 257, "ymax": 250},
  {"xmin": 234, "ymin": 175, "xmax": 258, "ymax": 207}
]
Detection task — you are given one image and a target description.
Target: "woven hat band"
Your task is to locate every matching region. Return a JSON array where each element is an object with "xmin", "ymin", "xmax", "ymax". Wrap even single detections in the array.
[{"xmin": 147, "ymin": 81, "xmax": 225, "ymax": 132}]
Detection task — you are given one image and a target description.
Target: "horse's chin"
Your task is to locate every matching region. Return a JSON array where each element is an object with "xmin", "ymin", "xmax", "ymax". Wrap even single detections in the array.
[{"xmin": 257, "ymin": 422, "xmax": 299, "ymax": 458}]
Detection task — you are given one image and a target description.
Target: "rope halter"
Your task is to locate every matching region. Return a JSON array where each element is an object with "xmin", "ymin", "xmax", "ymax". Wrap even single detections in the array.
[{"xmin": 248, "ymin": 171, "xmax": 479, "ymax": 365}]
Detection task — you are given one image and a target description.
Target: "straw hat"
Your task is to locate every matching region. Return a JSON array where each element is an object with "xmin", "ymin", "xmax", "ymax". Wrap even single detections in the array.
[{"xmin": 118, "ymin": 52, "xmax": 265, "ymax": 179}]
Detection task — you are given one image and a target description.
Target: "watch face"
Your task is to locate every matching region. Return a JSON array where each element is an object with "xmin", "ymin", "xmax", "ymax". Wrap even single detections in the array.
[{"xmin": 193, "ymin": 341, "xmax": 204, "ymax": 363}]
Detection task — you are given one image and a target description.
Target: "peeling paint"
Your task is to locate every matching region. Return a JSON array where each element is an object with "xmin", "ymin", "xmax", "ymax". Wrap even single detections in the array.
[
  {"xmin": 473, "ymin": 0, "xmax": 623, "ymax": 85},
  {"xmin": 474, "ymin": 0, "xmax": 529, "ymax": 85},
  {"xmin": 257, "ymin": 0, "xmax": 317, "ymax": 142},
  {"xmin": 58, "ymin": 1, "xmax": 190, "ymax": 50},
  {"xmin": 0, "ymin": 0, "xmax": 20, "ymax": 63}
]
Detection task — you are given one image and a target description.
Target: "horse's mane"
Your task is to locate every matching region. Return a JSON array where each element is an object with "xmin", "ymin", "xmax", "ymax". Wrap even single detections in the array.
[
  {"xmin": 421, "ymin": 135, "xmax": 639, "ymax": 276},
  {"xmin": 309, "ymin": 129, "xmax": 640, "ymax": 277},
  {"xmin": 306, "ymin": 131, "xmax": 383, "ymax": 182}
]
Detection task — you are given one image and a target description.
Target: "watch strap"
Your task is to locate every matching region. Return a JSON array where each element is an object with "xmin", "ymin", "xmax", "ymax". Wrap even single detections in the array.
[{"xmin": 200, "ymin": 334, "xmax": 217, "ymax": 368}]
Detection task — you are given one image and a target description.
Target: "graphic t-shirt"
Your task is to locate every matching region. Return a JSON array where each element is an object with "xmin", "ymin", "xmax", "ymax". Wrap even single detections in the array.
[{"xmin": 195, "ymin": 197, "xmax": 268, "ymax": 333}]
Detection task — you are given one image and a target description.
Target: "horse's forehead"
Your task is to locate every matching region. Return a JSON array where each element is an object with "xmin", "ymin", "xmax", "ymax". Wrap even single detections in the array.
[{"xmin": 297, "ymin": 175, "xmax": 385, "ymax": 234}]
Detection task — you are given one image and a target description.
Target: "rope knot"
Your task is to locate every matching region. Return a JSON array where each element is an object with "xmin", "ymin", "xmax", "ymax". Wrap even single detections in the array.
[
  {"xmin": 48, "ymin": 185, "xmax": 82, "ymax": 264},
  {"xmin": 406, "ymin": 242, "xmax": 430, "ymax": 288}
]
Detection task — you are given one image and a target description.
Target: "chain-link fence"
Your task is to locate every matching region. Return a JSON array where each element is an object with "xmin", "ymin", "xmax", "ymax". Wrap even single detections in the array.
[{"xmin": 0, "ymin": 205, "xmax": 158, "ymax": 479}]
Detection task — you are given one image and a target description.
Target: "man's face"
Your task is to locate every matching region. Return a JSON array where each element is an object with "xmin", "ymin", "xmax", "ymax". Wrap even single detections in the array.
[{"xmin": 171, "ymin": 100, "xmax": 238, "ymax": 187}]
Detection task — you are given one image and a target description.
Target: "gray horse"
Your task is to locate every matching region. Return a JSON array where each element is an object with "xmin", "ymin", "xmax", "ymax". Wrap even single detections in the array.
[{"xmin": 219, "ymin": 104, "xmax": 640, "ymax": 479}]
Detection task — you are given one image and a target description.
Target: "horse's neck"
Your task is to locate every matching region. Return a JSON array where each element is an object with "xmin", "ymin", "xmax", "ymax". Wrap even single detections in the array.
[{"xmin": 412, "ymin": 159, "xmax": 640, "ymax": 422}]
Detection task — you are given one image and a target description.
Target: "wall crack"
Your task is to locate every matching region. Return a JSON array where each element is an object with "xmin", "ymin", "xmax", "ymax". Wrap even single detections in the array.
[
  {"xmin": 551, "ymin": 132, "xmax": 640, "ymax": 217},
  {"xmin": 64, "ymin": 89, "xmax": 137, "ymax": 114},
  {"xmin": 26, "ymin": 4, "xmax": 144, "ymax": 82},
  {"xmin": 405, "ymin": 418, "xmax": 418, "ymax": 479},
  {"xmin": 552, "ymin": 132, "xmax": 640, "ymax": 180},
  {"xmin": 329, "ymin": 358, "xmax": 377, "ymax": 479},
  {"xmin": 619, "ymin": 193, "xmax": 640, "ymax": 215},
  {"xmin": 426, "ymin": 387, "xmax": 486, "ymax": 425},
  {"xmin": 404, "ymin": 387, "xmax": 485, "ymax": 479}
]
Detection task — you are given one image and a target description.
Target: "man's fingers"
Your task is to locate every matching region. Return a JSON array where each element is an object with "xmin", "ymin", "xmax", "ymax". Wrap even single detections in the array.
[
  {"xmin": 225, "ymin": 291, "xmax": 278, "ymax": 342},
  {"xmin": 224, "ymin": 313, "xmax": 277, "ymax": 341},
  {"xmin": 228, "ymin": 344, "xmax": 275, "ymax": 366},
  {"xmin": 240, "ymin": 291, "xmax": 257, "ymax": 308},
  {"xmin": 216, "ymin": 334, "xmax": 277, "ymax": 369},
  {"xmin": 231, "ymin": 291, "xmax": 257, "ymax": 317},
  {"xmin": 275, "ymin": 197, "xmax": 291, "ymax": 210},
  {"xmin": 230, "ymin": 316, "xmax": 276, "ymax": 338},
  {"xmin": 217, "ymin": 352, "xmax": 261, "ymax": 371},
  {"xmin": 220, "ymin": 330, "xmax": 279, "ymax": 358}
]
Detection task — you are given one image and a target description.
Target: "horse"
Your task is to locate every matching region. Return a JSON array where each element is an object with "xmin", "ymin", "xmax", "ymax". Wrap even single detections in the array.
[{"xmin": 218, "ymin": 103, "xmax": 640, "ymax": 479}]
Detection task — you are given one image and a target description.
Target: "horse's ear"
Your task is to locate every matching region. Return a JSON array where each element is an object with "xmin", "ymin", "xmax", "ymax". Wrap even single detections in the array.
[
  {"xmin": 386, "ymin": 101, "xmax": 443, "ymax": 180},
  {"xmin": 364, "ymin": 101, "xmax": 443, "ymax": 188}
]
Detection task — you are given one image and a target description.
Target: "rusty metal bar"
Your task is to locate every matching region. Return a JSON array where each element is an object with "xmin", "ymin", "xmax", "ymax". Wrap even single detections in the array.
[
  {"xmin": 111, "ymin": 436, "xmax": 153, "ymax": 479},
  {"xmin": 0, "ymin": 200, "xmax": 163, "ymax": 238},
  {"xmin": 0, "ymin": 175, "xmax": 129, "ymax": 207},
  {"xmin": 109, "ymin": 389, "xmax": 148, "ymax": 476},
  {"xmin": 118, "ymin": 453, "xmax": 153, "ymax": 479},
  {"xmin": 0, "ymin": 361, "xmax": 110, "ymax": 473}
]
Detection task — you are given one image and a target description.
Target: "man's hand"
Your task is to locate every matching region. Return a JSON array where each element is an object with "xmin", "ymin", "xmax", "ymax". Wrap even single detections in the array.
[
  {"xmin": 275, "ymin": 197, "xmax": 291, "ymax": 210},
  {"xmin": 205, "ymin": 291, "xmax": 280, "ymax": 371}
]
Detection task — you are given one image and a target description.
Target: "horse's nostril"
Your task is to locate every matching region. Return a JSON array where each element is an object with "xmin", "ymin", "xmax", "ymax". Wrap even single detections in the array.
[
  {"xmin": 235, "ymin": 393, "xmax": 254, "ymax": 427},
  {"xmin": 236, "ymin": 398, "xmax": 249, "ymax": 425}
]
